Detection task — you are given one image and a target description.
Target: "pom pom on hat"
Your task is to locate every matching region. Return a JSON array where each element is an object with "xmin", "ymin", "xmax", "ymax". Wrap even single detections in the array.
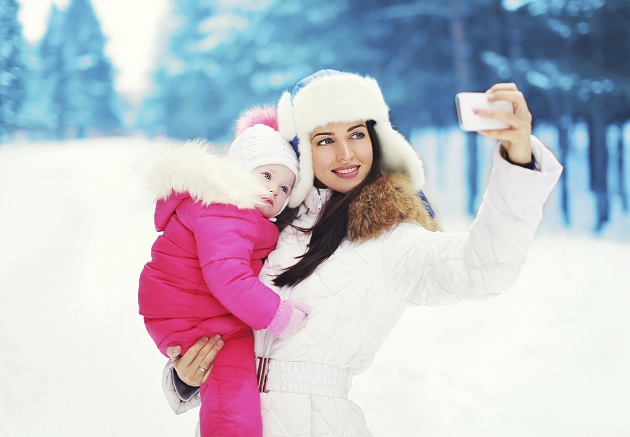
[{"xmin": 234, "ymin": 105, "xmax": 279, "ymax": 138}]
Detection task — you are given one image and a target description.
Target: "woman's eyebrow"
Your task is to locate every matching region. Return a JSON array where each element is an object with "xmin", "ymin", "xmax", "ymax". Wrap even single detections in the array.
[
  {"xmin": 312, "ymin": 131, "xmax": 333, "ymax": 140},
  {"xmin": 347, "ymin": 124, "xmax": 365, "ymax": 132}
]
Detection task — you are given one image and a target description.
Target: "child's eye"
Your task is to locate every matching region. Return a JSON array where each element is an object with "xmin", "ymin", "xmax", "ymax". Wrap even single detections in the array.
[
  {"xmin": 262, "ymin": 172, "xmax": 271, "ymax": 180},
  {"xmin": 280, "ymin": 186, "xmax": 289, "ymax": 194}
]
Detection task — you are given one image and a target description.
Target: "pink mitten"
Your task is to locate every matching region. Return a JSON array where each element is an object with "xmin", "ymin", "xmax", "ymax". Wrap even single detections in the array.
[{"xmin": 268, "ymin": 300, "xmax": 309, "ymax": 339}]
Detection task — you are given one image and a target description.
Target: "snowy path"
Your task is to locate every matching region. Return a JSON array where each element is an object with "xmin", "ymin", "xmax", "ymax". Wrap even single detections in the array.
[{"xmin": 1, "ymin": 138, "xmax": 628, "ymax": 437}]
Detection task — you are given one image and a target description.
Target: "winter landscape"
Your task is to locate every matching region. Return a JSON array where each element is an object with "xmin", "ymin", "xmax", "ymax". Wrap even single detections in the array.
[
  {"xmin": 1, "ymin": 134, "xmax": 628, "ymax": 437},
  {"xmin": 2, "ymin": 0, "xmax": 630, "ymax": 435}
]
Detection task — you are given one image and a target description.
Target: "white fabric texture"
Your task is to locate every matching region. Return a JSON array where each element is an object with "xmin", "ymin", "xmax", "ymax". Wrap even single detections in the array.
[{"xmin": 162, "ymin": 137, "xmax": 562, "ymax": 436}]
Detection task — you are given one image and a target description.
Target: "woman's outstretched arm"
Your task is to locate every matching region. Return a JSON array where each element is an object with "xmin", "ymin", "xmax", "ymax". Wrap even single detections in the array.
[{"xmin": 383, "ymin": 135, "xmax": 562, "ymax": 306}]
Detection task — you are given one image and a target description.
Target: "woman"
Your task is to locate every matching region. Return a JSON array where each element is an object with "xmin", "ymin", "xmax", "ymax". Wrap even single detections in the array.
[{"xmin": 162, "ymin": 70, "xmax": 563, "ymax": 436}]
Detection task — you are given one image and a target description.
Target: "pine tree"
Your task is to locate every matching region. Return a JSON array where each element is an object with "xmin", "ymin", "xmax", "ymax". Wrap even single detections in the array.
[
  {"xmin": 16, "ymin": 41, "xmax": 55, "ymax": 139},
  {"xmin": 62, "ymin": 0, "xmax": 121, "ymax": 138},
  {"xmin": 0, "ymin": 0, "xmax": 26, "ymax": 142},
  {"xmin": 38, "ymin": 4, "xmax": 67, "ymax": 138},
  {"xmin": 34, "ymin": 0, "xmax": 121, "ymax": 139},
  {"xmin": 141, "ymin": 0, "xmax": 224, "ymax": 140}
]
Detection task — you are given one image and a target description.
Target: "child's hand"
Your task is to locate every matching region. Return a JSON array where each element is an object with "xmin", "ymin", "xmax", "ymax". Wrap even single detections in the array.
[
  {"xmin": 166, "ymin": 335, "xmax": 224, "ymax": 387},
  {"xmin": 268, "ymin": 300, "xmax": 310, "ymax": 339}
]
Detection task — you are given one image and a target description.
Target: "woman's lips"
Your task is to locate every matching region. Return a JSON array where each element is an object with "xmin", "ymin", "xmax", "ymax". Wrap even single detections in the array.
[{"xmin": 332, "ymin": 165, "xmax": 360, "ymax": 179}]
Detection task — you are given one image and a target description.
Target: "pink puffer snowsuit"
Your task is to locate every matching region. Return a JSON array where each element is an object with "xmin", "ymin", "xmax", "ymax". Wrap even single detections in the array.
[{"xmin": 138, "ymin": 141, "xmax": 283, "ymax": 437}]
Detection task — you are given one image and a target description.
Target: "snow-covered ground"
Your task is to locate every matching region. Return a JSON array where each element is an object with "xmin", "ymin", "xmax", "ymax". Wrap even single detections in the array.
[{"xmin": 1, "ymin": 137, "xmax": 628, "ymax": 437}]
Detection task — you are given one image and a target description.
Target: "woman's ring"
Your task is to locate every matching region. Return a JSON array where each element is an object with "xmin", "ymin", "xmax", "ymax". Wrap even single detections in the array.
[{"xmin": 198, "ymin": 366, "xmax": 206, "ymax": 373}]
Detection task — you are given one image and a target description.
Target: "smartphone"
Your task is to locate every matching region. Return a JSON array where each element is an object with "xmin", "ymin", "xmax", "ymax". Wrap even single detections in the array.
[{"xmin": 455, "ymin": 92, "xmax": 513, "ymax": 132}]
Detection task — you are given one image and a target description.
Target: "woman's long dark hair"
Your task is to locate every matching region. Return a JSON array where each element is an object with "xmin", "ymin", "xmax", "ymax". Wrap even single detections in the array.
[{"xmin": 273, "ymin": 120, "xmax": 383, "ymax": 287}]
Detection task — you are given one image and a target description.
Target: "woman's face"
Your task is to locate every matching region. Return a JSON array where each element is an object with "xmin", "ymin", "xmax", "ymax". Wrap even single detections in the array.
[{"xmin": 310, "ymin": 121, "xmax": 373, "ymax": 193}]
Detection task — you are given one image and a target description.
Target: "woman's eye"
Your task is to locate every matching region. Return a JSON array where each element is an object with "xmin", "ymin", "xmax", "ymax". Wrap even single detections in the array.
[
  {"xmin": 262, "ymin": 172, "xmax": 271, "ymax": 180},
  {"xmin": 316, "ymin": 138, "xmax": 333, "ymax": 146},
  {"xmin": 350, "ymin": 132, "xmax": 365, "ymax": 139}
]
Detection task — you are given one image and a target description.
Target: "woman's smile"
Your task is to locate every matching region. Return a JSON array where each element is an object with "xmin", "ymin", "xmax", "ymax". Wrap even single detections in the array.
[{"xmin": 332, "ymin": 164, "xmax": 361, "ymax": 178}]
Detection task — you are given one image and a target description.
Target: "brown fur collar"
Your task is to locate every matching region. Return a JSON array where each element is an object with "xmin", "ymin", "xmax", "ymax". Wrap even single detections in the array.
[{"xmin": 347, "ymin": 174, "xmax": 440, "ymax": 242}]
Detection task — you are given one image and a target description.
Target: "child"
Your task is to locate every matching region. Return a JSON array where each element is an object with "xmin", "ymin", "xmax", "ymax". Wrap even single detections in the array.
[{"xmin": 138, "ymin": 107, "xmax": 307, "ymax": 437}]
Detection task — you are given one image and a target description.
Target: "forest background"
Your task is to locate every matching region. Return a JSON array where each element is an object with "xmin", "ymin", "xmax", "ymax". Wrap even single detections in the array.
[{"xmin": 1, "ymin": 0, "xmax": 629, "ymax": 236}]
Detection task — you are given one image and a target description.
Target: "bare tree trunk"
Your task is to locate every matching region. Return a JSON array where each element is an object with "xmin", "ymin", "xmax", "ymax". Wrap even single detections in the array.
[
  {"xmin": 587, "ymin": 95, "xmax": 609, "ymax": 232},
  {"xmin": 558, "ymin": 114, "xmax": 571, "ymax": 225},
  {"xmin": 449, "ymin": 1, "xmax": 477, "ymax": 214},
  {"xmin": 617, "ymin": 122, "xmax": 628, "ymax": 212},
  {"xmin": 465, "ymin": 132, "xmax": 478, "ymax": 215},
  {"xmin": 548, "ymin": 88, "xmax": 572, "ymax": 225}
]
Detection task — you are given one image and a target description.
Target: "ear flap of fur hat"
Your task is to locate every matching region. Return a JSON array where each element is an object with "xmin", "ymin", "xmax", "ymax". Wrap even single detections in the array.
[
  {"xmin": 278, "ymin": 90, "xmax": 314, "ymax": 208},
  {"xmin": 277, "ymin": 92, "xmax": 297, "ymax": 143},
  {"xmin": 278, "ymin": 70, "xmax": 426, "ymax": 208},
  {"xmin": 373, "ymin": 123, "xmax": 425, "ymax": 190}
]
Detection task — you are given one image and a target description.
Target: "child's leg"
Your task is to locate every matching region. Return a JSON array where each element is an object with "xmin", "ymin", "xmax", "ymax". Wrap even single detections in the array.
[{"xmin": 198, "ymin": 329, "xmax": 262, "ymax": 437}]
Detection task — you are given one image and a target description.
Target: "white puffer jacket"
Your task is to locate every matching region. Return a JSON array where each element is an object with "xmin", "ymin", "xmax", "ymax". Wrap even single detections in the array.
[{"xmin": 163, "ymin": 138, "xmax": 562, "ymax": 436}]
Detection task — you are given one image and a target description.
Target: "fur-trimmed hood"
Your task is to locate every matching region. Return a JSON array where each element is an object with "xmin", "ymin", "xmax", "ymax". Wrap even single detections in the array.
[
  {"xmin": 145, "ymin": 140, "xmax": 269, "ymax": 230},
  {"xmin": 347, "ymin": 174, "xmax": 440, "ymax": 242}
]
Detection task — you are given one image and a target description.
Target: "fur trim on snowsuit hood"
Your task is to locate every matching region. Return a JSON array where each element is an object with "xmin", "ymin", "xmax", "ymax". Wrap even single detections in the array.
[
  {"xmin": 145, "ymin": 140, "xmax": 269, "ymax": 230},
  {"xmin": 347, "ymin": 174, "xmax": 440, "ymax": 242},
  {"xmin": 277, "ymin": 69, "xmax": 426, "ymax": 208}
]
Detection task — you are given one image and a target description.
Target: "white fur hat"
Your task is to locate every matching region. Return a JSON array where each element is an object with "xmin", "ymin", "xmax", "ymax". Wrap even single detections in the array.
[
  {"xmin": 227, "ymin": 124, "xmax": 299, "ymax": 183},
  {"xmin": 277, "ymin": 69, "xmax": 426, "ymax": 208}
]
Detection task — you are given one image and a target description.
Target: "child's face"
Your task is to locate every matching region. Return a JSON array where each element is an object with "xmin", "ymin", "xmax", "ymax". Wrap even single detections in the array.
[{"xmin": 253, "ymin": 164, "xmax": 296, "ymax": 218}]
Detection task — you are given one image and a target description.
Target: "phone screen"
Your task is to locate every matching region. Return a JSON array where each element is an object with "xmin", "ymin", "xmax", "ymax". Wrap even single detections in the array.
[{"xmin": 456, "ymin": 93, "xmax": 512, "ymax": 132}]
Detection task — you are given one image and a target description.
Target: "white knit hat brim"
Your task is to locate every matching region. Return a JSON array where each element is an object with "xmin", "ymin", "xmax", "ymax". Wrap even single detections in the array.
[{"xmin": 278, "ymin": 71, "xmax": 425, "ymax": 208}]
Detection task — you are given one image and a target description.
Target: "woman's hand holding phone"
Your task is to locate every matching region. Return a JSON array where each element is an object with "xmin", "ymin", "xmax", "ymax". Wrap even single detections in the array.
[{"xmin": 456, "ymin": 83, "xmax": 533, "ymax": 164}]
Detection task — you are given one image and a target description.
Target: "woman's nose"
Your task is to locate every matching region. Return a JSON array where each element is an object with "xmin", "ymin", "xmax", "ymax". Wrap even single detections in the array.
[{"xmin": 336, "ymin": 141, "xmax": 354, "ymax": 161}]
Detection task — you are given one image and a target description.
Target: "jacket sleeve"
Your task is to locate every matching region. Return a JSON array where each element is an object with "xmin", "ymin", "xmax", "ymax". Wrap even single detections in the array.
[
  {"xmin": 382, "ymin": 136, "xmax": 563, "ymax": 306},
  {"xmin": 162, "ymin": 362, "xmax": 201, "ymax": 414},
  {"xmin": 192, "ymin": 205, "xmax": 281, "ymax": 329}
]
